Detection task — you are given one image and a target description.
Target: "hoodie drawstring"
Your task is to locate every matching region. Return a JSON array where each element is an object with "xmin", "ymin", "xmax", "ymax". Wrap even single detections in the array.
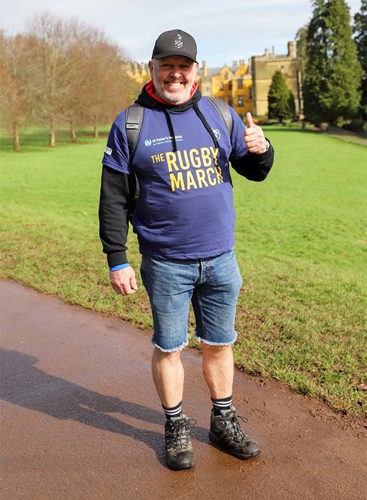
[
  {"xmin": 163, "ymin": 104, "xmax": 220, "ymax": 153},
  {"xmin": 163, "ymin": 110, "xmax": 178, "ymax": 152}
]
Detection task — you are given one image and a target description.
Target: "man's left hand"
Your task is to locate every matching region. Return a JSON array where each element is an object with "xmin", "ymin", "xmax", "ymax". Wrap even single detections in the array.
[{"xmin": 244, "ymin": 112, "xmax": 268, "ymax": 155}]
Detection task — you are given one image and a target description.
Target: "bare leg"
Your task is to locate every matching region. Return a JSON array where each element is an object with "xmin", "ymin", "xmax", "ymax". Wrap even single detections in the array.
[
  {"xmin": 151, "ymin": 347, "xmax": 184, "ymax": 407},
  {"xmin": 152, "ymin": 347, "xmax": 195, "ymax": 470},
  {"xmin": 203, "ymin": 343, "xmax": 261, "ymax": 459},
  {"xmin": 202, "ymin": 343, "xmax": 234, "ymax": 399}
]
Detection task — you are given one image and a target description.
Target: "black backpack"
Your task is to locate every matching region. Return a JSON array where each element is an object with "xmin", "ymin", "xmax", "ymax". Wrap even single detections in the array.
[{"xmin": 125, "ymin": 97, "xmax": 233, "ymax": 208}]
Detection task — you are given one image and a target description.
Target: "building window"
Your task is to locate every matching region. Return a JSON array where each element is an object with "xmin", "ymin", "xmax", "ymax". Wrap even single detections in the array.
[
  {"xmin": 237, "ymin": 96, "xmax": 244, "ymax": 107},
  {"xmin": 228, "ymin": 81, "xmax": 233, "ymax": 90},
  {"xmin": 238, "ymin": 79, "xmax": 243, "ymax": 89}
]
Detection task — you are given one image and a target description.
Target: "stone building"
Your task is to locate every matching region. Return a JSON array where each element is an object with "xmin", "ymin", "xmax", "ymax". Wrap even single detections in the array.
[
  {"xmin": 251, "ymin": 41, "xmax": 302, "ymax": 117},
  {"xmin": 198, "ymin": 60, "xmax": 253, "ymax": 118}
]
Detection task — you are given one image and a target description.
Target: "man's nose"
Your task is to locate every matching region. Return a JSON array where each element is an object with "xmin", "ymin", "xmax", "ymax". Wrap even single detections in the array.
[{"xmin": 170, "ymin": 66, "xmax": 182, "ymax": 77}]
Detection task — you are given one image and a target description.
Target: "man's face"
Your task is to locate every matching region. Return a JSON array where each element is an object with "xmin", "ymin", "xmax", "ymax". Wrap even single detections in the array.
[{"xmin": 149, "ymin": 56, "xmax": 199, "ymax": 105}]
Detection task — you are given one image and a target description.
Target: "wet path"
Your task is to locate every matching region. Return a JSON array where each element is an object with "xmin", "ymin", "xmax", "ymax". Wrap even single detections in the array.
[{"xmin": 1, "ymin": 281, "xmax": 366, "ymax": 499}]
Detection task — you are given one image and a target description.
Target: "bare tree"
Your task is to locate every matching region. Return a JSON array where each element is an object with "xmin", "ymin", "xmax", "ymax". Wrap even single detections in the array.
[
  {"xmin": 58, "ymin": 24, "xmax": 95, "ymax": 142},
  {"xmin": 0, "ymin": 32, "xmax": 34, "ymax": 150},
  {"xmin": 26, "ymin": 13, "xmax": 81, "ymax": 147},
  {"xmin": 76, "ymin": 32, "xmax": 139, "ymax": 138},
  {"xmin": 63, "ymin": 26, "xmax": 122, "ymax": 141},
  {"xmin": 26, "ymin": 14, "xmax": 139, "ymax": 145},
  {"xmin": 1, "ymin": 14, "xmax": 141, "ymax": 148}
]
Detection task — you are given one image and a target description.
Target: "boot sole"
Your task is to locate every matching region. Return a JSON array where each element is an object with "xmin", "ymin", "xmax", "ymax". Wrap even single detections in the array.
[{"xmin": 166, "ymin": 458, "xmax": 195, "ymax": 470}]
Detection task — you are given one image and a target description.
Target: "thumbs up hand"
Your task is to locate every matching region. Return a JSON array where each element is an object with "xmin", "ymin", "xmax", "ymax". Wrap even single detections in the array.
[
  {"xmin": 244, "ymin": 112, "xmax": 268, "ymax": 154},
  {"xmin": 246, "ymin": 112, "xmax": 255, "ymax": 128}
]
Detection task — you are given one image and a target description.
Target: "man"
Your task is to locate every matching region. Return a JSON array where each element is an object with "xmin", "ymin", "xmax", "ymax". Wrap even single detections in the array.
[{"xmin": 99, "ymin": 29, "xmax": 274, "ymax": 470}]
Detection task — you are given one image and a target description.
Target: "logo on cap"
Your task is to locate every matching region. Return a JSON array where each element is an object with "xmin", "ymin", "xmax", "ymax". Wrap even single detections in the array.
[{"xmin": 174, "ymin": 34, "xmax": 183, "ymax": 49}]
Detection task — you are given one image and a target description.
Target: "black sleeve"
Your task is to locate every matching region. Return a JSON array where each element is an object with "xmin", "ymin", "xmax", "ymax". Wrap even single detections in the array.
[
  {"xmin": 98, "ymin": 165, "xmax": 133, "ymax": 268},
  {"xmin": 231, "ymin": 139, "xmax": 275, "ymax": 182}
]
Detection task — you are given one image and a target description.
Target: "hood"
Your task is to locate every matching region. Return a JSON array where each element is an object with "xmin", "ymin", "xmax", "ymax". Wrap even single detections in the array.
[{"xmin": 134, "ymin": 81, "xmax": 219, "ymax": 153}]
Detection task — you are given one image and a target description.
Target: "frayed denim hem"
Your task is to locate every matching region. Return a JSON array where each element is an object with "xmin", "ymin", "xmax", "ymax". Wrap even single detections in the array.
[
  {"xmin": 195, "ymin": 335, "xmax": 237, "ymax": 347},
  {"xmin": 151, "ymin": 339, "xmax": 189, "ymax": 353}
]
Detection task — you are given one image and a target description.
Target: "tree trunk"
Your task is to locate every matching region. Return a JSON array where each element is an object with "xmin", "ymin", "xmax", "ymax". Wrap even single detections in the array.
[
  {"xmin": 93, "ymin": 117, "xmax": 99, "ymax": 139},
  {"xmin": 49, "ymin": 116, "xmax": 56, "ymax": 147},
  {"xmin": 13, "ymin": 121, "xmax": 20, "ymax": 151},
  {"xmin": 70, "ymin": 119, "xmax": 77, "ymax": 143}
]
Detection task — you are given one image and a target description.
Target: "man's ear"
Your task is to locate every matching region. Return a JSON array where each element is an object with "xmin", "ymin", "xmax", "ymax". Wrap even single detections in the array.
[{"xmin": 148, "ymin": 60, "xmax": 154, "ymax": 76}]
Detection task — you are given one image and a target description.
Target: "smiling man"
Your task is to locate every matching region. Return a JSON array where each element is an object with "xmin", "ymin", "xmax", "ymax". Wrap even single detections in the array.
[
  {"xmin": 149, "ymin": 31, "xmax": 199, "ymax": 105},
  {"xmin": 149, "ymin": 55, "xmax": 198, "ymax": 104},
  {"xmin": 99, "ymin": 29, "xmax": 275, "ymax": 471}
]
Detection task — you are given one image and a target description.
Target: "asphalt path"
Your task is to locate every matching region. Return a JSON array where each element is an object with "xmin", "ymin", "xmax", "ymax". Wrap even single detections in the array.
[{"xmin": 1, "ymin": 280, "xmax": 366, "ymax": 500}]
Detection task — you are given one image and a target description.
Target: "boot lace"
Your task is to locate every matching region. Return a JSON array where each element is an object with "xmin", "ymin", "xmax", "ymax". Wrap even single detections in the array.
[
  {"xmin": 220, "ymin": 410, "xmax": 248, "ymax": 443},
  {"xmin": 166, "ymin": 417, "xmax": 196, "ymax": 450}
]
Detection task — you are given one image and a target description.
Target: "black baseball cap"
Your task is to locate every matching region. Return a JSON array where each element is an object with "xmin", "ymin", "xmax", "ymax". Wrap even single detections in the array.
[{"xmin": 151, "ymin": 29, "xmax": 198, "ymax": 63}]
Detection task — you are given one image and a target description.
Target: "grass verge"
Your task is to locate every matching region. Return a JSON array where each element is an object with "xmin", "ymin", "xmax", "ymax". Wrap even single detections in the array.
[{"xmin": 1, "ymin": 127, "xmax": 366, "ymax": 418}]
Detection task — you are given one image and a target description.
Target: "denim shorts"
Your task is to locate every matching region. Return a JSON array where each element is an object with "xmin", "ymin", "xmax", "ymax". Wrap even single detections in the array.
[{"xmin": 140, "ymin": 249, "xmax": 243, "ymax": 352}]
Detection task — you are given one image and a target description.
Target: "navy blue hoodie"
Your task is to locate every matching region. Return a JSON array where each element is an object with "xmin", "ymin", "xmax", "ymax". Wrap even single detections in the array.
[{"xmin": 99, "ymin": 84, "xmax": 274, "ymax": 267}]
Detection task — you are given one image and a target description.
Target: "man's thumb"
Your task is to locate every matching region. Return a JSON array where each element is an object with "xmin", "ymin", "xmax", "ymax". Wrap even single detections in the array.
[{"xmin": 246, "ymin": 112, "xmax": 254, "ymax": 128}]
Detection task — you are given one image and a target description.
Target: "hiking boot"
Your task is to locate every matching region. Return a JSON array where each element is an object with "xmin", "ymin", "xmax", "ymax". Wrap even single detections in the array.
[
  {"xmin": 165, "ymin": 414, "xmax": 195, "ymax": 470},
  {"xmin": 209, "ymin": 406, "xmax": 261, "ymax": 460}
]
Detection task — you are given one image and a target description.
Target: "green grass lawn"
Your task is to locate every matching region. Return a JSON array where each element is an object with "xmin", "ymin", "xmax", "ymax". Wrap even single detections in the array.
[{"xmin": 1, "ymin": 127, "xmax": 366, "ymax": 418}]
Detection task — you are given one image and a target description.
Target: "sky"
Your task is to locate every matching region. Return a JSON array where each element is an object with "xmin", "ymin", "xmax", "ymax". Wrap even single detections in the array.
[{"xmin": 0, "ymin": 0, "xmax": 362, "ymax": 67}]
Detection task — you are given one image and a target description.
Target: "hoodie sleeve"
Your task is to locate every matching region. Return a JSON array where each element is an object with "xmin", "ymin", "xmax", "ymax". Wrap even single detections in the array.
[
  {"xmin": 231, "ymin": 140, "xmax": 274, "ymax": 181},
  {"xmin": 227, "ymin": 108, "xmax": 275, "ymax": 182},
  {"xmin": 98, "ymin": 165, "xmax": 133, "ymax": 268}
]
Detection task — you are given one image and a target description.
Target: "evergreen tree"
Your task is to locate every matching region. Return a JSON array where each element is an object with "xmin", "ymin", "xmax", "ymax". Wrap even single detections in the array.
[
  {"xmin": 268, "ymin": 70, "xmax": 295, "ymax": 123},
  {"xmin": 354, "ymin": 0, "xmax": 367, "ymax": 118},
  {"xmin": 295, "ymin": 26, "xmax": 308, "ymax": 76},
  {"xmin": 303, "ymin": 0, "xmax": 363, "ymax": 125}
]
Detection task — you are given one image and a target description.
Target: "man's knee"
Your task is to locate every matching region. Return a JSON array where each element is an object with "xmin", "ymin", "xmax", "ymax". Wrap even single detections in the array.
[
  {"xmin": 153, "ymin": 346, "xmax": 182, "ymax": 364},
  {"xmin": 202, "ymin": 343, "xmax": 232, "ymax": 354}
]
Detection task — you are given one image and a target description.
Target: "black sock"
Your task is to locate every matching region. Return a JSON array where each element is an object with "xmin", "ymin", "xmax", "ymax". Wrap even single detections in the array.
[
  {"xmin": 162, "ymin": 401, "xmax": 183, "ymax": 420},
  {"xmin": 211, "ymin": 395, "xmax": 232, "ymax": 415}
]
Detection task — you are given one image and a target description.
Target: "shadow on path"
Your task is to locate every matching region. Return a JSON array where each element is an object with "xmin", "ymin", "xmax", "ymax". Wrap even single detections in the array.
[{"xmin": 0, "ymin": 348, "xmax": 208, "ymax": 465}]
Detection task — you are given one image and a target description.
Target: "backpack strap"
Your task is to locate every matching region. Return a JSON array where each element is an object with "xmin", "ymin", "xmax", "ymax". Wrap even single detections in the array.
[
  {"xmin": 125, "ymin": 103, "xmax": 144, "ymax": 159},
  {"xmin": 206, "ymin": 97, "xmax": 233, "ymax": 137},
  {"xmin": 206, "ymin": 97, "xmax": 234, "ymax": 187},
  {"xmin": 125, "ymin": 103, "xmax": 144, "ymax": 207}
]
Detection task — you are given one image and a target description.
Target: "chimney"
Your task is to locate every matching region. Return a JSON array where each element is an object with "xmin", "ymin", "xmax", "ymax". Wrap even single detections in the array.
[{"xmin": 288, "ymin": 41, "xmax": 297, "ymax": 58}]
